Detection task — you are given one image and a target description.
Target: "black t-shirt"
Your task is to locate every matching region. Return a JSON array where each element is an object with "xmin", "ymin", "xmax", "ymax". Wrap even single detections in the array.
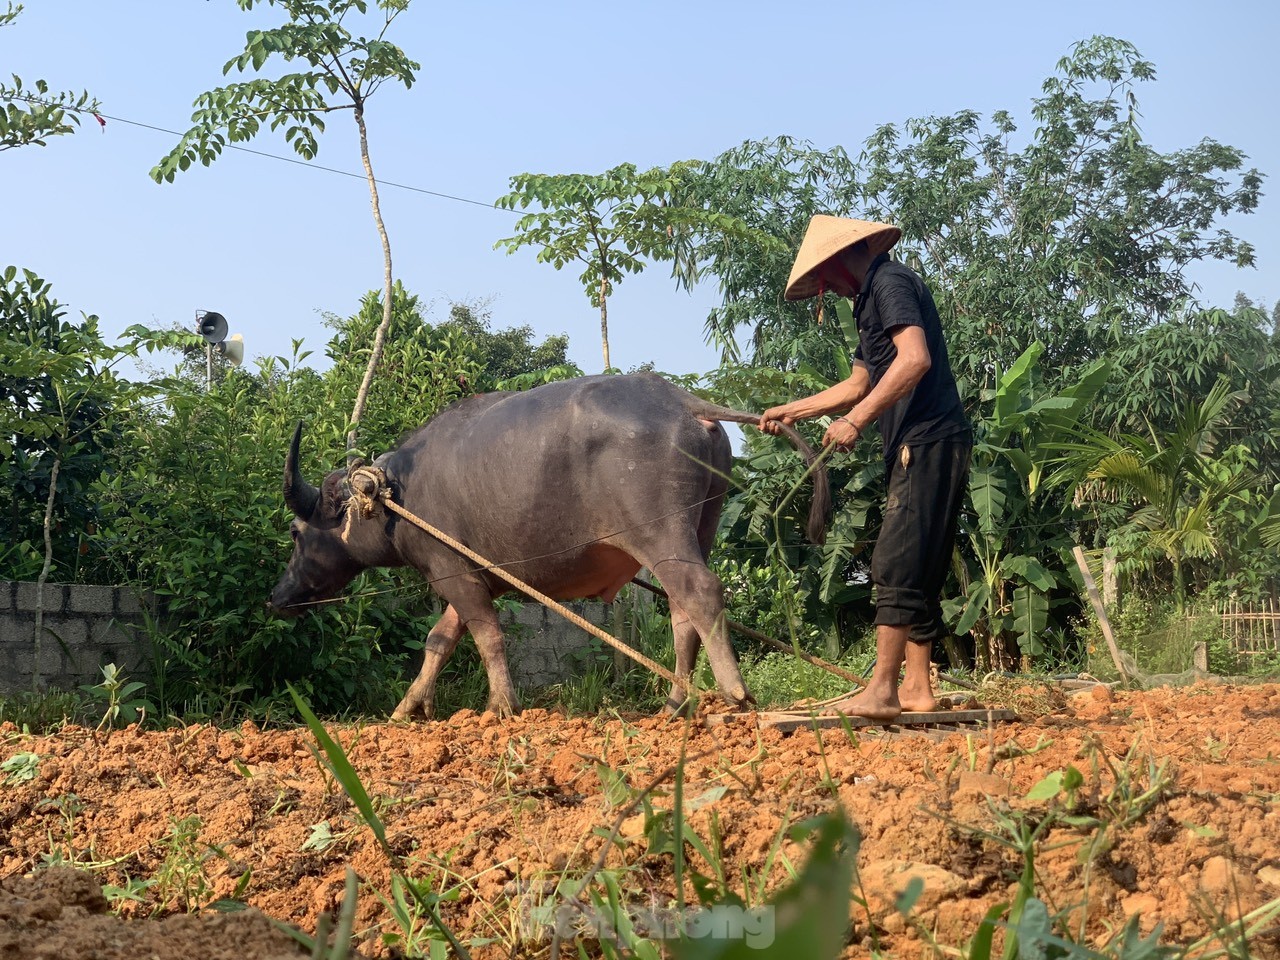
[{"xmin": 853, "ymin": 254, "xmax": 971, "ymax": 459}]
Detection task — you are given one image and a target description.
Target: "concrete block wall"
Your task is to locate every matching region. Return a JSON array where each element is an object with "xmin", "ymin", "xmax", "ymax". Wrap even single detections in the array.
[
  {"xmin": 503, "ymin": 600, "xmax": 612, "ymax": 689},
  {"xmin": 0, "ymin": 579, "xmax": 610, "ymax": 697},
  {"xmin": 0, "ymin": 581, "xmax": 152, "ymax": 696}
]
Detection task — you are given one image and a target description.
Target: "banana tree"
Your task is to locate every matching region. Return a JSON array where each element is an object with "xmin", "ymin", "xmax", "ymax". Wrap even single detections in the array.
[{"xmin": 946, "ymin": 342, "xmax": 1110, "ymax": 668}]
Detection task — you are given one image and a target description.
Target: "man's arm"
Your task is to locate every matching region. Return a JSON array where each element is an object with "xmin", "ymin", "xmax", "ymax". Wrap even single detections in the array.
[
  {"xmin": 842, "ymin": 325, "xmax": 931, "ymax": 434},
  {"xmin": 819, "ymin": 325, "xmax": 930, "ymax": 450},
  {"xmin": 758, "ymin": 361, "xmax": 871, "ymax": 434}
]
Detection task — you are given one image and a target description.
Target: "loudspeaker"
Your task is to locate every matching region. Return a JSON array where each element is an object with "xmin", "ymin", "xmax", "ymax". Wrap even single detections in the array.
[
  {"xmin": 217, "ymin": 333, "xmax": 245, "ymax": 367},
  {"xmin": 197, "ymin": 311, "xmax": 228, "ymax": 343}
]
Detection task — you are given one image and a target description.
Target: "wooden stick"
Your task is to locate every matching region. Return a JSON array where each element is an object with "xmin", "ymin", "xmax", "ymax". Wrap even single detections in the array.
[
  {"xmin": 628, "ymin": 577, "xmax": 867, "ymax": 687},
  {"xmin": 1073, "ymin": 546, "xmax": 1131, "ymax": 688}
]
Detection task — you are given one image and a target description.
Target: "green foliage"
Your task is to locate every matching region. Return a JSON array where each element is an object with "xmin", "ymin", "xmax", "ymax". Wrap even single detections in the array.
[
  {"xmin": 0, "ymin": 5, "xmax": 100, "ymax": 151},
  {"xmin": 948, "ymin": 343, "xmax": 1109, "ymax": 666},
  {"xmin": 79, "ymin": 663, "xmax": 154, "ymax": 729},
  {"xmin": 0, "ymin": 268, "xmax": 191, "ymax": 582},
  {"xmin": 0, "ymin": 690, "xmax": 81, "ymax": 732},
  {"xmin": 673, "ymin": 812, "xmax": 858, "ymax": 959},
  {"xmin": 670, "ymin": 136, "xmax": 857, "ymax": 370},
  {"xmin": 495, "ymin": 161, "xmax": 764, "ymax": 371},
  {"xmin": 97, "ymin": 337, "xmax": 439, "ymax": 718},
  {"xmin": 151, "ymin": 0, "xmax": 419, "ymax": 182},
  {"xmin": 1068, "ymin": 378, "xmax": 1255, "ymax": 609},
  {"xmin": 858, "ymin": 36, "xmax": 1261, "ymax": 395},
  {"xmin": 151, "ymin": 0, "xmax": 423, "ymax": 456},
  {"xmin": 1079, "ymin": 597, "xmax": 1220, "ymax": 678},
  {"xmin": 432, "ymin": 298, "xmax": 578, "ymax": 391},
  {"xmin": 290, "ymin": 686, "xmax": 473, "ymax": 958},
  {"xmin": 0, "ymin": 751, "xmax": 40, "ymax": 786},
  {"xmin": 1, "ymin": 273, "xmax": 572, "ymax": 719},
  {"xmin": 738, "ymin": 650, "xmax": 865, "ymax": 710},
  {"xmin": 670, "ymin": 37, "xmax": 1275, "ymax": 668}
]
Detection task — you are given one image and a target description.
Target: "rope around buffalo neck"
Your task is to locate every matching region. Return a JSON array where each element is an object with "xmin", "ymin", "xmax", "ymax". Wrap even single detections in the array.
[{"xmin": 340, "ymin": 464, "xmax": 681, "ymax": 688}]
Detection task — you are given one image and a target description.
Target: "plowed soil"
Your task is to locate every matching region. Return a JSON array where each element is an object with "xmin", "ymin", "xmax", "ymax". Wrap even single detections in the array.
[{"xmin": 2, "ymin": 682, "xmax": 1279, "ymax": 958}]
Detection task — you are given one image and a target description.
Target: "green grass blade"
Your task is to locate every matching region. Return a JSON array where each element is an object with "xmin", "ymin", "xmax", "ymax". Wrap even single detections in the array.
[{"xmin": 287, "ymin": 684, "xmax": 388, "ymax": 854}]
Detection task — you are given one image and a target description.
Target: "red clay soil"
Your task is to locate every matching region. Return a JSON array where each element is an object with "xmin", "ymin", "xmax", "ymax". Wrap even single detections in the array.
[{"xmin": 1, "ymin": 682, "xmax": 1279, "ymax": 958}]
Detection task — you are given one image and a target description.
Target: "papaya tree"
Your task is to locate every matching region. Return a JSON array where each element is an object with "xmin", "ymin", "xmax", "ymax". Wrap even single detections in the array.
[{"xmin": 152, "ymin": 0, "xmax": 419, "ymax": 459}]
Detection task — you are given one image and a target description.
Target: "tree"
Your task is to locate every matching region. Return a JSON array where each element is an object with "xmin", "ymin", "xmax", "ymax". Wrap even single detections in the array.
[
  {"xmin": 677, "ymin": 39, "xmax": 1262, "ymax": 398},
  {"xmin": 1069, "ymin": 378, "xmax": 1255, "ymax": 610},
  {"xmin": 948, "ymin": 343, "xmax": 1110, "ymax": 669},
  {"xmin": 152, "ymin": 0, "xmax": 419, "ymax": 459},
  {"xmin": 671, "ymin": 136, "xmax": 857, "ymax": 372},
  {"xmin": 857, "ymin": 36, "xmax": 1261, "ymax": 394},
  {"xmin": 0, "ymin": 4, "xmax": 100, "ymax": 151},
  {"xmin": 1103, "ymin": 303, "xmax": 1280, "ymax": 475},
  {"xmin": 435, "ymin": 299, "xmax": 575, "ymax": 388},
  {"xmin": 0, "ymin": 268, "xmax": 189, "ymax": 686},
  {"xmin": 494, "ymin": 162, "xmax": 760, "ymax": 372}
]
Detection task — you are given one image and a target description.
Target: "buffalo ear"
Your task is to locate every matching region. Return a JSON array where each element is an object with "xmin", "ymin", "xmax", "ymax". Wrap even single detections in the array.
[
  {"xmin": 284, "ymin": 421, "xmax": 321, "ymax": 521},
  {"xmin": 317, "ymin": 471, "xmax": 351, "ymax": 525}
]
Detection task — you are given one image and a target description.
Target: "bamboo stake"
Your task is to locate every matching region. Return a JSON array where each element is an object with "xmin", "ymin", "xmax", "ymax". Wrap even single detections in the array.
[{"xmin": 1073, "ymin": 546, "xmax": 1131, "ymax": 688}]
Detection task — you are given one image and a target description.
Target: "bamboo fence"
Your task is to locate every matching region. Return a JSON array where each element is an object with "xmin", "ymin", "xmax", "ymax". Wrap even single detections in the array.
[{"xmin": 1220, "ymin": 599, "xmax": 1280, "ymax": 657}]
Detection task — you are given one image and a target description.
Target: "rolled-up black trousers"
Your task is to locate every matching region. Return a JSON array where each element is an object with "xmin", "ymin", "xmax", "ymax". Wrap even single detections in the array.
[{"xmin": 870, "ymin": 438, "xmax": 971, "ymax": 642}]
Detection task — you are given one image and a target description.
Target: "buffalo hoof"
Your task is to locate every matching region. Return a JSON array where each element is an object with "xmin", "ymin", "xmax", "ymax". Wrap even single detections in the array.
[
  {"xmin": 485, "ymin": 694, "xmax": 522, "ymax": 718},
  {"xmin": 662, "ymin": 695, "xmax": 694, "ymax": 718},
  {"xmin": 391, "ymin": 695, "xmax": 433, "ymax": 722}
]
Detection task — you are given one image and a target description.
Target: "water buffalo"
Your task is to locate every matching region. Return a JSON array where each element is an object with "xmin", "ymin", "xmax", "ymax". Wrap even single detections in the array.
[{"xmin": 269, "ymin": 373, "xmax": 829, "ymax": 718}]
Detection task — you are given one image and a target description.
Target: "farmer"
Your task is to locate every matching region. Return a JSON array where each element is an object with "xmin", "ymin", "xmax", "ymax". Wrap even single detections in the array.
[{"xmin": 759, "ymin": 216, "xmax": 972, "ymax": 721}]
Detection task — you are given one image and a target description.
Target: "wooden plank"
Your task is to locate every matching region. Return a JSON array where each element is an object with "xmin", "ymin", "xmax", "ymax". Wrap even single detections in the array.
[{"xmin": 709, "ymin": 707, "xmax": 1016, "ymax": 734}]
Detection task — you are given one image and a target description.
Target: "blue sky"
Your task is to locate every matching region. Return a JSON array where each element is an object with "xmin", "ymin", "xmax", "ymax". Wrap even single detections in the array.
[{"xmin": 3, "ymin": 1, "xmax": 1277, "ymax": 381}]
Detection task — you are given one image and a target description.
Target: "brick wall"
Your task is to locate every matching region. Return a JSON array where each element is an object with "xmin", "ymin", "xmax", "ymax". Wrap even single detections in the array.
[{"xmin": 0, "ymin": 581, "xmax": 152, "ymax": 696}]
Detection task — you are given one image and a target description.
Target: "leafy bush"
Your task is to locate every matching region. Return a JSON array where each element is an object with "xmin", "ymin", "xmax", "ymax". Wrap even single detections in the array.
[{"xmin": 1080, "ymin": 596, "xmax": 1219, "ymax": 678}]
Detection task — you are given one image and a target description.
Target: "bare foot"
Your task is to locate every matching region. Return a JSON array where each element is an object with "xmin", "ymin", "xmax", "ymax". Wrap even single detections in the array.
[
  {"xmin": 826, "ymin": 688, "xmax": 902, "ymax": 723},
  {"xmin": 899, "ymin": 689, "xmax": 940, "ymax": 713}
]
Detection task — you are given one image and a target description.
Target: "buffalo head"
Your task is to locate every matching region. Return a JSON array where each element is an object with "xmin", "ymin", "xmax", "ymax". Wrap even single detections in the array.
[{"xmin": 267, "ymin": 421, "xmax": 364, "ymax": 616}]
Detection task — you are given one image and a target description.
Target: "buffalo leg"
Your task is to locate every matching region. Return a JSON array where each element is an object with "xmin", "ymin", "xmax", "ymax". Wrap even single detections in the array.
[
  {"xmin": 650, "ymin": 558, "xmax": 751, "ymax": 707},
  {"xmin": 663, "ymin": 599, "xmax": 701, "ymax": 714},
  {"xmin": 393, "ymin": 604, "xmax": 465, "ymax": 721},
  {"xmin": 464, "ymin": 609, "xmax": 522, "ymax": 717}
]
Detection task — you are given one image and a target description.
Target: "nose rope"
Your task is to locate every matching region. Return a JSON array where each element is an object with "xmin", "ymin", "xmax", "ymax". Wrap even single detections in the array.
[
  {"xmin": 341, "ymin": 464, "xmax": 389, "ymax": 543},
  {"xmin": 339, "ymin": 463, "xmax": 679, "ymax": 687}
]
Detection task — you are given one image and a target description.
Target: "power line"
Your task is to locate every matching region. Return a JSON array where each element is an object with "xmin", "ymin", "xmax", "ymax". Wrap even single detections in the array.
[
  {"xmin": 99, "ymin": 111, "xmax": 506, "ymax": 210},
  {"xmin": 10, "ymin": 95, "xmax": 508, "ymax": 211}
]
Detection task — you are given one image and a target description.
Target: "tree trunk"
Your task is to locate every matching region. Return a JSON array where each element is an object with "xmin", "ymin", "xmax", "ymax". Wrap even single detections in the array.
[
  {"xmin": 32, "ymin": 456, "xmax": 60, "ymax": 692},
  {"xmin": 347, "ymin": 102, "xmax": 395, "ymax": 463},
  {"xmin": 1173, "ymin": 555, "xmax": 1185, "ymax": 614},
  {"xmin": 599, "ymin": 275, "xmax": 610, "ymax": 372}
]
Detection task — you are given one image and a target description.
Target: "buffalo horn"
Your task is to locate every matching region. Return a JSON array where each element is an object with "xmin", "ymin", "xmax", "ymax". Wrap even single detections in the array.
[{"xmin": 283, "ymin": 421, "xmax": 321, "ymax": 520}]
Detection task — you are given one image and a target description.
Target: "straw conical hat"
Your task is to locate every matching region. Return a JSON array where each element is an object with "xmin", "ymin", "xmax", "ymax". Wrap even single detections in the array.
[{"xmin": 784, "ymin": 215, "xmax": 902, "ymax": 301}]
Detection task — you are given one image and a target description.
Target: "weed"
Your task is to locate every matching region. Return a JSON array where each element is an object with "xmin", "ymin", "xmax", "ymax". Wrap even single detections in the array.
[
  {"xmin": 0, "ymin": 690, "xmax": 81, "ymax": 733},
  {"xmin": 101, "ymin": 875, "xmax": 158, "ymax": 911},
  {"xmin": 1, "ymin": 751, "xmax": 40, "ymax": 786},
  {"xmin": 288, "ymin": 685, "xmax": 474, "ymax": 959},
  {"xmin": 80, "ymin": 663, "xmax": 154, "ymax": 729},
  {"xmin": 152, "ymin": 815, "xmax": 216, "ymax": 914}
]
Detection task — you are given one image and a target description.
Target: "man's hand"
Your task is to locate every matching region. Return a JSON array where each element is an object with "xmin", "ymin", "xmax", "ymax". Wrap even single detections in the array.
[
  {"xmin": 758, "ymin": 405, "xmax": 797, "ymax": 436},
  {"xmin": 823, "ymin": 416, "xmax": 861, "ymax": 452}
]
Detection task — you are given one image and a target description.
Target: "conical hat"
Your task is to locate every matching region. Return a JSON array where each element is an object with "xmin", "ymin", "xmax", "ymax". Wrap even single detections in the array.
[{"xmin": 784, "ymin": 215, "xmax": 902, "ymax": 301}]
